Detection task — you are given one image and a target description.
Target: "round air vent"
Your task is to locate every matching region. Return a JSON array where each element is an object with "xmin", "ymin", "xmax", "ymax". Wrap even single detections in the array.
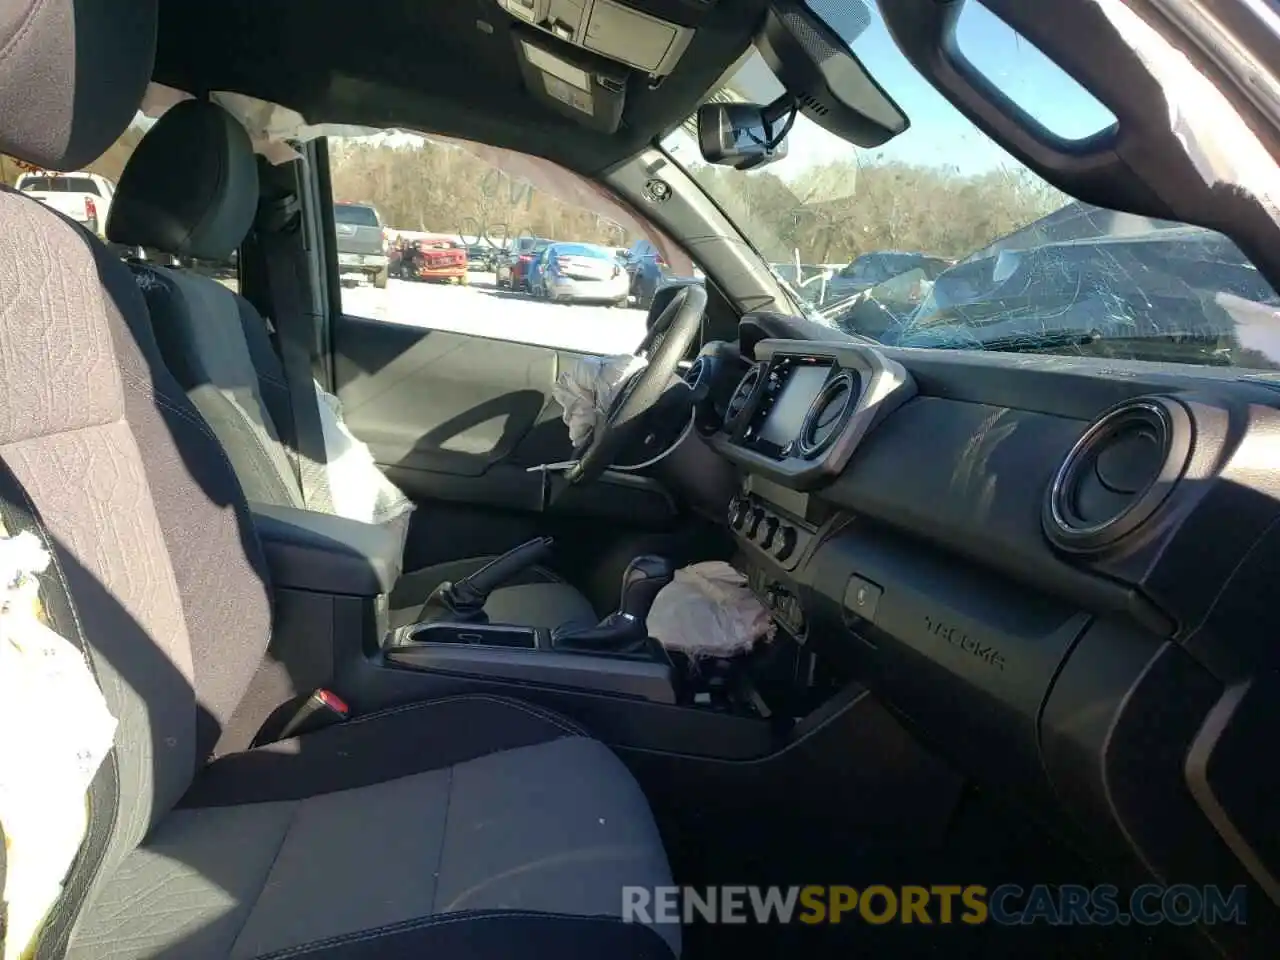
[
  {"xmin": 1044, "ymin": 396, "xmax": 1193, "ymax": 554},
  {"xmin": 724, "ymin": 363, "xmax": 763, "ymax": 432},
  {"xmin": 797, "ymin": 371, "xmax": 858, "ymax": 458}
]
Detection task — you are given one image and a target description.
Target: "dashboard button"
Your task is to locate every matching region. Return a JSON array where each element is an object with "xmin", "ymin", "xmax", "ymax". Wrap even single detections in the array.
[
  {"xmin": 761, "ymin": 517, "xmax": 780, "ymax": 549},
  {"xmin": 775, "ymin": 526, "xmax": 798, "ymax": 561},
  {"xmin": 843, "ymin": 575, "xmax": 882, "ymax": 623}
]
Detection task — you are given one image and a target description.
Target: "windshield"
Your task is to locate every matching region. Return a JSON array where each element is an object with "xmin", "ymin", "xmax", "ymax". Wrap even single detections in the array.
[
  {"xmin": 334, "ymin": 203, "xmax": 380, "ymax": 227},
  {"xmin": 662, "ymin": 0, "xmax": 1280, "ymax": 371}
]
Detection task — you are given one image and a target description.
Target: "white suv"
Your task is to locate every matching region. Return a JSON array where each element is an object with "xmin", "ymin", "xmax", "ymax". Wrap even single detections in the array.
[{"xmin": 15, "ymin": 170, "xmax": 115, "ymax": 238}]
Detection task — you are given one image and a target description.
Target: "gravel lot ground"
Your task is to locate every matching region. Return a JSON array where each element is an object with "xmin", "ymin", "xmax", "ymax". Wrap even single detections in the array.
[{"xmin": 339, "ymin": 271, "xmax": 650, "ymax": 356}]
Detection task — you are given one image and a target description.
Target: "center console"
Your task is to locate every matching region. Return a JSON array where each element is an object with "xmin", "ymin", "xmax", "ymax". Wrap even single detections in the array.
[
  {"xmin": 244, "ymin": 338, "xmax": 885, "ymax": 758},
  {"xmin": 249, "ymin": 505, "xmax": 688, "ymax": 702},
  {"xmin": 385, "ymin": 620, "xmax": 678, "ymax": 703},
  {"xmin": 247, "ymin": 500, "xmax": 742, "ymax": 714}
]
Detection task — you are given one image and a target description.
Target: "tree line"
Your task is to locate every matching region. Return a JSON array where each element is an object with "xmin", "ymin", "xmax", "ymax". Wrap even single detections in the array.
[
  {"xmin": 330, "ymin": 140, "xmax": 632, "ymax": 250},
  {"xmin": 5, "ymin": 131, "xmax": 1068, "ymax": 268},
  {"xmin": 690, "ymin": 159, "xmax": 1066, "ymax": 264},
  {"xmin": 328, "ymin": 139, "xmax": 1067, "ymax": 265}
]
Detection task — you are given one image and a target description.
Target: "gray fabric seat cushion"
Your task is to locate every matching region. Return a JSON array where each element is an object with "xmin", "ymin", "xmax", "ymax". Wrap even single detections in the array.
[
  {"xmin": 67, "ymin": 696, "xmax": 679, "ymax": 959},
  {"xmin": 111, "ymin": 100, "xmax": 602, "ymax": 637},
  {"xmin": 134, "ymin": 262, "xmax": 599, "ymax": 633},
  {"xmin": 1, "ymin": 7, "xmax": 673, "ymax": 960},
  {"xmin": 133, "ymin": 264, "xmax": 305, "ymax": 509}
]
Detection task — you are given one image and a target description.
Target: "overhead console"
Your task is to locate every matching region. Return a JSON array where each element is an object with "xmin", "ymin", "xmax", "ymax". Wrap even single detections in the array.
[
  {"xmin": 503, "ymin": 0, "xmax": 716, "ymax": 132},
  {"xmin": 711, "ymin": 339, "xmax": 915, "ymax": 490},
  {"xmin": 500, "ymin": 0, "xmax": 704, "ymax": 79}
]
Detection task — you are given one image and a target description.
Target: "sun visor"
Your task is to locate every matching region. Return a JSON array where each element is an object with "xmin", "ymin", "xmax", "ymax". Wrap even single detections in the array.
[{"xmin": 512, "ymin": 29, "xmax": 628, "ymax": 134}]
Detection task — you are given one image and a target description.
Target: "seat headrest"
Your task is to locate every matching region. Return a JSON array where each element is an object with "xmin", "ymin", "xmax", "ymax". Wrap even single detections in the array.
[
  {"xmin": 108, "ymin": 100, "xmax": 260, "ymax": 261},
  {"xmin": 0, "ymin": 0, "xmax": 157, "ymax": 170}
]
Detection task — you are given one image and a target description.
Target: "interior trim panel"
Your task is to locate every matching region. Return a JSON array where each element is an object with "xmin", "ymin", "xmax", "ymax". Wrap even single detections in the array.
[
  {"xmin": 714, "ymin": 332, "xmax": 1280, "ymax": 951},
  {"xmin": 711, "ymin": 338, "xmax": 915, "ymax": 489}
]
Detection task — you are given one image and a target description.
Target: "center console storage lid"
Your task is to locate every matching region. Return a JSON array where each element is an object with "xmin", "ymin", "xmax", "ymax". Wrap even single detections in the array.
[{"xmin": 250, "ymin": 502, "xmax": 405, "ymax": 596}]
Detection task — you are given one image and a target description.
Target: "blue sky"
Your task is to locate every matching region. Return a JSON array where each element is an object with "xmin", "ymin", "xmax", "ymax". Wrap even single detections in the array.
[{"xmin": 676, "ymin": 1, "xmax": 1117, "ymax": 183}]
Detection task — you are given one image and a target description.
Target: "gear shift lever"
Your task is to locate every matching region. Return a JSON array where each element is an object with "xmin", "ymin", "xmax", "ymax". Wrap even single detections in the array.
[
  {"xmin": 618, "ymin": 555, "xmax": 675, "ymax": 624},
  {"xmin": 552, "ymin": 555, "xmax": 674, "ymax": 653}
]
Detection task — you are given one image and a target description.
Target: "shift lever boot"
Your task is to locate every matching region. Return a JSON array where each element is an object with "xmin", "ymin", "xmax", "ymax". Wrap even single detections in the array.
[{"xmin": 552, "ymin": 555, "xmax": 674, "ymax": 652}]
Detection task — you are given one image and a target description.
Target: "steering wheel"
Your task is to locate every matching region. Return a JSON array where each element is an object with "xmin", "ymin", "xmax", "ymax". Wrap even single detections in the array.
[
  {"xmin": 565, "ymin": 284, "xmax": 707, "ymax": 485},
  {"xmin": 636, "ymin": 290, "xmax": 678, "ymax": 357}
]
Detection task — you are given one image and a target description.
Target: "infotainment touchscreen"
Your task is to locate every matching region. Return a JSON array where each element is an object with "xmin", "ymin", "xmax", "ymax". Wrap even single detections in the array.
[{"xmin": 757, "ymin": 363, "xmax": 831, "ymax": 448}]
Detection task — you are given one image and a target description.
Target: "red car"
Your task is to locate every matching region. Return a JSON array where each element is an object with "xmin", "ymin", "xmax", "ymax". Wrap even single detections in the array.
[{"xmin": 397, "ymin": 234, "xmax": 468, "ymax": 284}]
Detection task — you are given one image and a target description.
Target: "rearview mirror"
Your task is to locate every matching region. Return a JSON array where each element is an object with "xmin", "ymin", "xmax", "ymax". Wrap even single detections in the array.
[{"xmin": 697, "ymin": 102, "xmax": 790, "ymax": 170}]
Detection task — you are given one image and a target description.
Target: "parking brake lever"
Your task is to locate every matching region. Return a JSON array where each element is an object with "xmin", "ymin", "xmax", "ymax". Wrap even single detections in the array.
[{"xmin": 419, "ymin": 537, "xmax": 555, "ymax": 624}]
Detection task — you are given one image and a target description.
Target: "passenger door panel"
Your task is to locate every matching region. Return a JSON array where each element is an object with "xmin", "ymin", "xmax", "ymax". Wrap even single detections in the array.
[
  {"xmin": 334, "ymin": 315, "xmax": 560, "ymax": 478},
  {"xmin": 331, "ymin": 315, "xmax": 676, "ymax": 526}
]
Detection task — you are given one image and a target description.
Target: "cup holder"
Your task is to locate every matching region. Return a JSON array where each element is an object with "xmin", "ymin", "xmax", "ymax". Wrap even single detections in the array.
[{"xmin": 395, "ymin": 621, "xmax": 539, "ymax": 649}]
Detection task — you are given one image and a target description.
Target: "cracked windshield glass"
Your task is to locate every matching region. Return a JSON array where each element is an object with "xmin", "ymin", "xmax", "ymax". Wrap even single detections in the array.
[{"xmin": 663, "ymin": 0, "xmax": 1280, "ymax": 370}]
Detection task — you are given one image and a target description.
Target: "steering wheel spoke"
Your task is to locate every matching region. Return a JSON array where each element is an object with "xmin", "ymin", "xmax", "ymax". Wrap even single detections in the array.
[{"xmin": 567, "ymin": 285, "xmax": 707, "ymax": 486}]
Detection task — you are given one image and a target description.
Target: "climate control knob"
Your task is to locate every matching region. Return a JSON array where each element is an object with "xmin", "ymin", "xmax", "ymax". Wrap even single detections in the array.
[
  {"xmin": 747, "ymin": 509, "xmax": 765, "ymax": 539},
  {"xmin": 729, "ymin": 497, "xmax": 750, "ymax": 530},
  {"xmin": 775, "ymin": 526, "xmax": 798, "ymax": 561},
  {"xmin": 761, "ymin": 517, "xmax": 780, "ymax": 550}
]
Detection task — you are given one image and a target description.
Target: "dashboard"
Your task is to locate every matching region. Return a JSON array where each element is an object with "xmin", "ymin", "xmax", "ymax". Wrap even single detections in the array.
[
  {"xmin": 699, "ymin": 321, "xmax": 1280, "ymax": 957},
  {"xmin": 712, "ymin": 340, "xmax": 913, "ymax": 488}
]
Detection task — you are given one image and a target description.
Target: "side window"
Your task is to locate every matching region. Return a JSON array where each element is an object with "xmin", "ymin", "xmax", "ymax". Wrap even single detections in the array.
[{"xmin": 325, "ymin": 136, "xmax": 698, "ymax": 355}]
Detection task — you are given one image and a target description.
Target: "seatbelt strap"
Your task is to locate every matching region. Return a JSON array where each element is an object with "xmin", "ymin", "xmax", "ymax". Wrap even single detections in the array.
[{"xmin": 256, "ymin": 196, "xmax": 335, "ymax": 514}]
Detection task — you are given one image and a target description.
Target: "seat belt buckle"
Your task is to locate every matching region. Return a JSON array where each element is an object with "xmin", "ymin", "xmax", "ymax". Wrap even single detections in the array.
[
  {"xmin": 253, "ymin": 688, "xmax": 350, "ymax": 746},
  {"xmin": 280, "ymin": 689, "xmax": 349, "ymax": 739}
]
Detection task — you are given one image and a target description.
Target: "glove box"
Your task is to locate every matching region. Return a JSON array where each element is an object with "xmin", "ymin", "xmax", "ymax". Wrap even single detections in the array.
[{"xmin": 804, "ymin": 521, "xmax": 1090, "ymax": 809}]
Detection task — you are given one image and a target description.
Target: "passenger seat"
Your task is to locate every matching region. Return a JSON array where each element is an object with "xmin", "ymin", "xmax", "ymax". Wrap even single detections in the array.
[
  {"xmin": 104, "ymin": 98, "xmax": 599, "ymax": 634},
  {"xmin": 0, "ymin": 1, "xmax": 677, "ymax": 957}
]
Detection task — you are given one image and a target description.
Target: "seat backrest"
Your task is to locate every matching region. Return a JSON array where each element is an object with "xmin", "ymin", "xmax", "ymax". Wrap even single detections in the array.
[
  {"xmin": 107, "ymin": 100, "xmax": 308, "ymax": 510},
  {"xmin": 0, "ymin": 0, "xmax": 272, "ymax": 947}
]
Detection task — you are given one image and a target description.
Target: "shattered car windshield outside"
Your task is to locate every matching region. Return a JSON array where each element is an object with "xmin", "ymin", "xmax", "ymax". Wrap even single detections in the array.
[{"xmin": 662, "ymin": 0, "xmax": 1280, "ymax": 371}]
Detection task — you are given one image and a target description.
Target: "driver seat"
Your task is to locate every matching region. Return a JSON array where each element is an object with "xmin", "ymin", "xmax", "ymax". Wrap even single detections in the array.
[{"xmin": 105, "ymin": 98, "xmax": 597, "ymax": 632}]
